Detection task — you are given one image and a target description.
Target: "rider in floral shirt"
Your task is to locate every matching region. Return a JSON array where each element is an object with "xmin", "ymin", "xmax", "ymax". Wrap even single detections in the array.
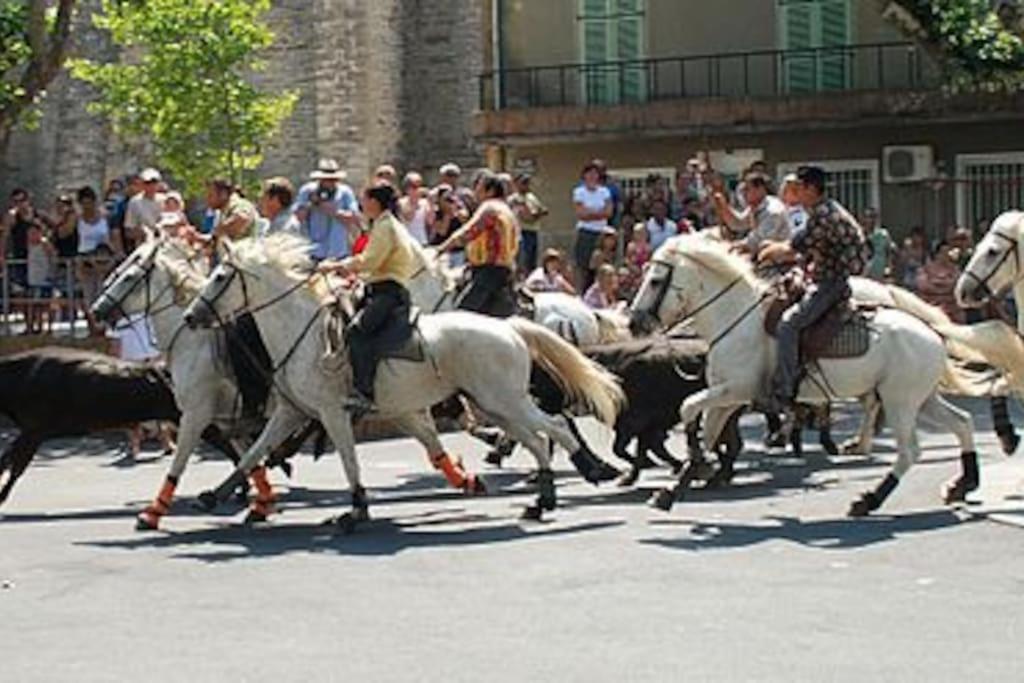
[{"xmin": 758, "ymin": 166, "xmax": 868, "ymax": 412}]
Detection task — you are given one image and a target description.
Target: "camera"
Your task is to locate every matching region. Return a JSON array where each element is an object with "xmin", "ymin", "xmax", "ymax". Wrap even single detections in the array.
[{"xmin": 314, "ymin": 186, "xmax": 334, "ymax": 203}]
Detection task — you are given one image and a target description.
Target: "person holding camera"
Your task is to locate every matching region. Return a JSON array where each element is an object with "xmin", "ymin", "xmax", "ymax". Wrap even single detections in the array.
[{"xmin": 296, "ymin": 158, "xmax": 361, "ymax": 261}]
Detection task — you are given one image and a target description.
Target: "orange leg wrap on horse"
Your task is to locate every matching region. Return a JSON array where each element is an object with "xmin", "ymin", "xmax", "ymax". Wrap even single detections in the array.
[
  {"xmin": 431, "ymin": 453, "xmax": 474, "ymax": 490},
  {"xmin": 138, "ymin": 477, "xmax": 177, "ymax": 527},
  {"xmin": 250, "ymin": 466, "xmax": 276, "ymax": 503}
]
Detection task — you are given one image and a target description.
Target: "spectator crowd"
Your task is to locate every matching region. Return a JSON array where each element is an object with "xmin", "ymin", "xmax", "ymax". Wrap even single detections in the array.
[{"xmin": 1, "ymin": 154, "xmax": 995, "ymax": 339}]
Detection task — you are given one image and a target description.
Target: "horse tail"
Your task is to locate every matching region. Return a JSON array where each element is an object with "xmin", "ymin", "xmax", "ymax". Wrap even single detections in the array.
[
  {"xmin": 593, "ymin": 310, "xmax": 630, "ymax": 344},
  {"xmin": 507, "ymin": 318, "xmax": 625, "ymax": 426}
]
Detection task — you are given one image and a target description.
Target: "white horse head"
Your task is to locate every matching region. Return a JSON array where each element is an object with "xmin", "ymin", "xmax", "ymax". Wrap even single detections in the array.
[
  {"xmin": 183, "ymin": 233, "xmax": 322, "ymax": 329},
  {"xmin": 629, "ymin": 233, "xmax": 764, "ymax": 335},
  {"xmin": 956, "ymin": 210, "xmax": 1024, "ymax": 308}
]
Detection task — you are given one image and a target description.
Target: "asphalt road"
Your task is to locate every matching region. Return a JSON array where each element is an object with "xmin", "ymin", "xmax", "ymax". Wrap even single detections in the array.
[{"xmin": 2, "ymin": 399, "xmax": 1023, "ymax": 682}]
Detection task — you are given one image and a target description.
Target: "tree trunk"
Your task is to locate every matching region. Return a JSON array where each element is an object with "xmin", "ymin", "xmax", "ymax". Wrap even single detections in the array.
[{"xmin": 0, "ymin": 0, "xmax": 77, "ymax": 162}]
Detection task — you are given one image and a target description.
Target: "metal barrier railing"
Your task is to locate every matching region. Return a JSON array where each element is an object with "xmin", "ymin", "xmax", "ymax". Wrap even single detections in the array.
[{"xmin": 1, "ymin": 255, "xmax": 118, "ymax": 337}]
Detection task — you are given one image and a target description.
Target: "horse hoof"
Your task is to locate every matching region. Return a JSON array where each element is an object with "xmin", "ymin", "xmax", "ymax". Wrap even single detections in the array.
[
  {"xmin": 521, "ymin": 505, "xmax": 543, "ymax": 521},
  {"xmin": 135, "ymin": 514, "xmax": 160, "ymax": 532},
  {"xmin": 998, "ymin": 432, "xmax": 1020, "ymax": 457},
  {"xmin": 692, "ymin": 461, "xmax": 716, "ymax": 482},
  {"xmin": 484, "ymin": 450, "xmax": 507, "ymax": 468},
  {"xmin": 848, "ymin": 497, "xmax": 874, "ymax": 518},
  {"xmin": 839, "ymin": 438, "xmax": 863, "ymax": 456},
  {"xmin": 617, "ymin": 471, "xmax": 640, "ymax": 488},
  {"xmin": 193, "ymin": 490, "xmax": 218, "ymax": 513},
  {"xmin": 334, "ymin": 509, "xmax": 367, "ymax": 534},
  {"xmin": 943, "ymin": 477, "xmax": 978, "ymax": 504},
  {"xmin": 704, "ymin": 468, "xmax": 734, "ymax": 490},
  {"xmin": 465, "ymin": 476, "xmax": 488, "ymax": 496},
  {"xmin": 820, "ymin": 439, "xmax": 839, "ymax": 457},
  {"xmin": 496, "ymin": 438, "xmax": 516, "ymax": 458},
  {"xmin": 649, "ymin": 489, "xmax": 675, "ymax": 512},
  {"xmin": 596, "ymin": 461, "xmax": 622, "ymax": 483},
  {"xmin": 244, "ymin": 510, "xmax": 268, "ymax": 526},
  {"xmin": 279, "ymin": 461, "xmax": 294, "ymax": 479}
]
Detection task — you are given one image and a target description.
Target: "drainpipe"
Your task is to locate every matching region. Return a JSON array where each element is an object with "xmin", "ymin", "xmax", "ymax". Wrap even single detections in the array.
[{"xmin": 492, "ymin": 0, "xmax": 503, "ymax": 110}]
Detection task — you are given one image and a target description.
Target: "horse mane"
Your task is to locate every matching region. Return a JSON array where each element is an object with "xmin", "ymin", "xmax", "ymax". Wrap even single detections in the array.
[
  {"xmin": 658, "ymin": 233, "xmax": 766, "ymax": 292},
  {"xmin": 231, "ymin": 232, "xmax": 334, "ymax": 303},
  {"xmin": 157, "ymin": 238, "xmax": 210, "ymax": 297}
]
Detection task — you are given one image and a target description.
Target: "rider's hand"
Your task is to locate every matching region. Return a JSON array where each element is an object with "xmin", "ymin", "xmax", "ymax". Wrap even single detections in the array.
[
  {"xmin": 757, "ymin": 242, "xmax": 791, "ymax": 265},
  {"xmin": 318, "ymin": 260, "xmax": 348, "ymax": 275}
]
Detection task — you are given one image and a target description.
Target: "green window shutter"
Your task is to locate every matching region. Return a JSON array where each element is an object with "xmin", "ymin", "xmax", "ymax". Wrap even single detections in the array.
[
  {"xmin": 583, "ymin": 16, "xmax": 612, "ymax": 104},
  {"xmin": 582, "ymin": 0, "xmax": 607, "ymax": 18},
  {"xmin": 782, "ymin": 2, "xmax": 815, "ymax": 93},
  {"xmin": 819, "ymin": 0, "xmax": 850, "ymax": 90},
  {"xmin": 617, "ymin": 16, "xmax": 645, "ymax": 102}
]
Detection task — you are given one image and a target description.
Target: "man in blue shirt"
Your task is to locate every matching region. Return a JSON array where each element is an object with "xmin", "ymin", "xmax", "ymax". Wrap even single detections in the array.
[{"xmin": 296, "ymin": 158, "xmax": 361, "ymax": 260}]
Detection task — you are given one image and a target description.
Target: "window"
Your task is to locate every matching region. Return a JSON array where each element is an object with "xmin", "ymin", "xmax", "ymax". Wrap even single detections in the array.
[
  {"xmin": 778, "ymin": 0, "xmax": 852, "ymax": 93},
  {"xmin": 610, "ymin": 167, "xmax": 677, "ymax": 197},
  {"xmin": 956, "ymin": 152, "xmax": 1024, "ymax": 228},
  {"xmin": 777, "ymin": 159, "xmax": 880, "ymax": 217},
  {"xmin": 579, "ymin": 0, "xmax": 646, "ymax": 105}
]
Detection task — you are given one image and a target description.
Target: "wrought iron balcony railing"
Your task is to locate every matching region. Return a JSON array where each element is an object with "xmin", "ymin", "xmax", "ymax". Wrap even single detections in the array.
[{"xmin": 480, "ymin": 42, "xmax": 936, "ymax": 111}]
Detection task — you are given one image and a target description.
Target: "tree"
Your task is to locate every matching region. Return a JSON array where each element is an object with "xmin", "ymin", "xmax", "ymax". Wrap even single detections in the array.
[
  {"xmin": 880, "ymin": 0, "xmax": 1024, "ymax": 91},
  {"xmin": 71, "ymin": 0, "xmax": 297, "ymax": 196},
  {"xmin": 0, "ymin": 0, "xmax": 77, "ymax": 154}
]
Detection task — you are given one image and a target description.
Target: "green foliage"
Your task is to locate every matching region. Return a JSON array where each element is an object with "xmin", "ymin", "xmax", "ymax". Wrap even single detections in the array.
[
  {"xmin": 0, "ymin": 3, "xmax": 31, "ymax": 113},
  {"xmin": 72, "ymin": 0, "xmax": 297, "ymax": 196},
  {"xmin": 886, "ymin": 0, "xmax": 1024, "ymax": 91}
]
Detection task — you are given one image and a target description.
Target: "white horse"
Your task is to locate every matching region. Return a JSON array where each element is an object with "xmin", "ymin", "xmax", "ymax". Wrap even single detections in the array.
[
  {"xmin": 954, "ymin": 211, "xmax": 1024, "ymax": 388},
  {"xmin": 405, "ymin": 244, "xmax": 630, "ymax": 345},
  {"xmin": 90, "ymin": 235, "xmax": 298, "ymax": 530},
  {"xmin": 629, "ymin": 234, "xmax": 981, "ymax": 517},
  {"xmin": 183, "ymin": 233, "xmax": 624, "ymax": 527}
]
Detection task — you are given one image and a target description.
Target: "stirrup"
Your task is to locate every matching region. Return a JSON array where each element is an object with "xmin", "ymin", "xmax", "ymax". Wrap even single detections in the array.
[{"xmin": 343, "ymin": 393, "xmax": 376, "ymax": 418}]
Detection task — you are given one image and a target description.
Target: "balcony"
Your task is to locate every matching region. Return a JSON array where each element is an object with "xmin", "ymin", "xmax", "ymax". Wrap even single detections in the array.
[
  {"xmin": 480, "ymin": 42, "xmax": 934, "ymax": 111},
  {"xmin": 471, "ymin": 41, "xmax": 1024, "ymax": 146}
]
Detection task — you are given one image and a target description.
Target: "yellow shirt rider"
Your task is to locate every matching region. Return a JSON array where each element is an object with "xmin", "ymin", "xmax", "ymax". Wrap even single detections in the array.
[{"xmin": 319, "ymin": 183, "xmax": 417, "ymax": 413}]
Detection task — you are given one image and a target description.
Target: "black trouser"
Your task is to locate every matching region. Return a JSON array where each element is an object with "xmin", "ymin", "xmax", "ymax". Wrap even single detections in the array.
[
  {"xmin": 348, "ymin": 280, "xmax": 410, "ymax": 399},
  {"xmin": 456, "ymin": 265, "xmax": 515, "ymax": 318}
]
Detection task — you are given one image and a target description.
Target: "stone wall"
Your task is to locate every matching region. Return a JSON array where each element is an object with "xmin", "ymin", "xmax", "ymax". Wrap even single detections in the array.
[{"xmin": 1, "ymin": 0, "xmax": 486, "ymax": 203}]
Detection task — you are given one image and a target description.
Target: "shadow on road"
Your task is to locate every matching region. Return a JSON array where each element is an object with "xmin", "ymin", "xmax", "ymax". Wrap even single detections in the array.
[
  {"xmin": 640, "ymin": 509, "xmax": 976, "ymax": 552},
  {"xmin": 78, "ymin": 515, "xmax": 624, "ymax": 561}
]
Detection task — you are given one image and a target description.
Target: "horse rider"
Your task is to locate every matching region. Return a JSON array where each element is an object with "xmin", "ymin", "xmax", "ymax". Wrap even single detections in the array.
[
  {"xmin": 318, "ymin": 182, "xmax": 418, "ymax": 415},
  {"xmin": 756, "ymin": 165, "xmax": 869, "ymax": 418},
  {"xmin": 203, "ymin": 178, "xmax": 273, "ymax": 420},
  {"xmin": 436, "ymin": 169, "xmax": 520, "ymax": 317},
  {"xmin": 712, "ymin": 170, "xmax": 792, "ymax": 258}
]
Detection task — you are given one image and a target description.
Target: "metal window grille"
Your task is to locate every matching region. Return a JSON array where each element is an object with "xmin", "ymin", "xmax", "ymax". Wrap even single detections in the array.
[
  {"xmin": 956, "ymin": 153, "xmax": 1024, "ymax": 228},
  {"xmin": 778, "ymin": 159, "xmax": 880, "ymax": 217}
]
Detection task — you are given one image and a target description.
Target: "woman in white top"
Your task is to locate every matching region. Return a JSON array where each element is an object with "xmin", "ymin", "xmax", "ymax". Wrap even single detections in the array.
[
  {"xmin": 75, "ymin": 186, "xmax": 115, "ymax": 336},
  {"xmin": 398, "ymin": 172, "xmax": 432, "ymax": 245},
  {"xmin": 572, "ymin": 160, "xmax": 613, "ymax": 291}
]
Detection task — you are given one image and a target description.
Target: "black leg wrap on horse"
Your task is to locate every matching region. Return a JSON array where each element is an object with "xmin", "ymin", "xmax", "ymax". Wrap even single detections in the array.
[
  {"xmin": 536, "ymin": 469, "xmax": 557, "ymax": 511},
  {"xmin": 961, "ymin": 451, "xmax": 980, "ymax": 485},
  {"xmin": 352, "ymin": 485, "xmax": 369, "ymax": 512},
  {"xmin": 850, "ymin": 473, "xmax": 898, "ymax": 517},
  {"xmin": 212, "ymin": 469, "xmax": 249, "ymax": 504},
  {"xmin": 875, "ymin": 473, "xmax": 899, "ymax": 503}
]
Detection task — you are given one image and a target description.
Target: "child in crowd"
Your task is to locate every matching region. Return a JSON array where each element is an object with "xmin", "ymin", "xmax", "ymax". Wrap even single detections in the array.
[
  {"xmin": 620, "ymin": 222, "xmax": 651, "ymax": 300},
  {"xmin": 25, "ymin": 223, "xmax": 58, "ymax": 334},
  {"xmin": 524, "ymin": 248, "xmax": 576, "ymax": 294},
  {"xmin": 583, "ymin": 263, "xmax": 620, "ymax": 310},
  {"xmin": 586, "ymin": 226, "xmax": 618, "ymax": 290}
]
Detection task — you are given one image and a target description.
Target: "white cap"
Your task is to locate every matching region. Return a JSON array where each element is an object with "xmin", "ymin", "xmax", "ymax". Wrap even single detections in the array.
[
  {"xmin": 439, "ymin": 163, "xmax": 462, "ymax": 178},
  {"xmin": 140, "ymin": 168, "xmax": 162, "ymax": 183}
]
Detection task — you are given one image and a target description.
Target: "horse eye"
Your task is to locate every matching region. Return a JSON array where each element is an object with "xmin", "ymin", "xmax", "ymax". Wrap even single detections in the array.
[
  {"xmin": 989, "ymin": 247, "xmax": 1001, "ymax": 258},
  {"xmin": 215, "ymin": 272, "xmax": 226, "ymax": 281}
]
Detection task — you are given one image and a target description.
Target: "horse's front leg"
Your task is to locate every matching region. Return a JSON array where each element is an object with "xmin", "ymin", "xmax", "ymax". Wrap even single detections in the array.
[
  {"xmin": 136, "ymin": 407, "xmax": 211, "ymax": 531},
  {"xmin": 196, "ymin": 405, "xmax": 305, "ymax": 518},
  {"xmin": 319, "ymin": 408, "xmax": 368, "ymax": 534},
  {"xmin": 652, "ymin": 384, "xmax": 745, "ymax": 512}
]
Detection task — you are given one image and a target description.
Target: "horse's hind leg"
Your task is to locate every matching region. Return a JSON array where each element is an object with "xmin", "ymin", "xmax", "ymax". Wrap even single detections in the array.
[
  {"xmin": 849, "ymin": 400, "xmax": 921, "ymax": 517},
  {"xmin": 916, "ymin": 394, "xmax": 979, "ymax": 504},
  {"xmin": 395, "ymin": 411, "xmax": 486, "ymax": 495},
  {"xmin": 991, "ymin": 395, "xmax": 1019, "ymax": 455},
  {"xmin": 0, "ymin": 433, "xmax": 43, "ymax": 506},
  {"xmin": 564, "ymin": 416, "xmax": 619, "ymax": 484}
]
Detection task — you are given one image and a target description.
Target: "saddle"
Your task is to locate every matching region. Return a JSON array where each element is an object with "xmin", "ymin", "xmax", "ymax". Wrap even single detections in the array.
[
  {"xmin": 764, "ymin": 284, "xmax": 875, "ymax": 360},
  {"xmin": 323, "ymin": 302, "xmax": 426, "ymax": 369}
]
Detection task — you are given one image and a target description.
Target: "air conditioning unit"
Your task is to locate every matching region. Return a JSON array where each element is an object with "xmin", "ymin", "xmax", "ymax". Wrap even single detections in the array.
[{"xmin": 883, "ymin": 145, "xmax": 934, "ymax": 183}]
